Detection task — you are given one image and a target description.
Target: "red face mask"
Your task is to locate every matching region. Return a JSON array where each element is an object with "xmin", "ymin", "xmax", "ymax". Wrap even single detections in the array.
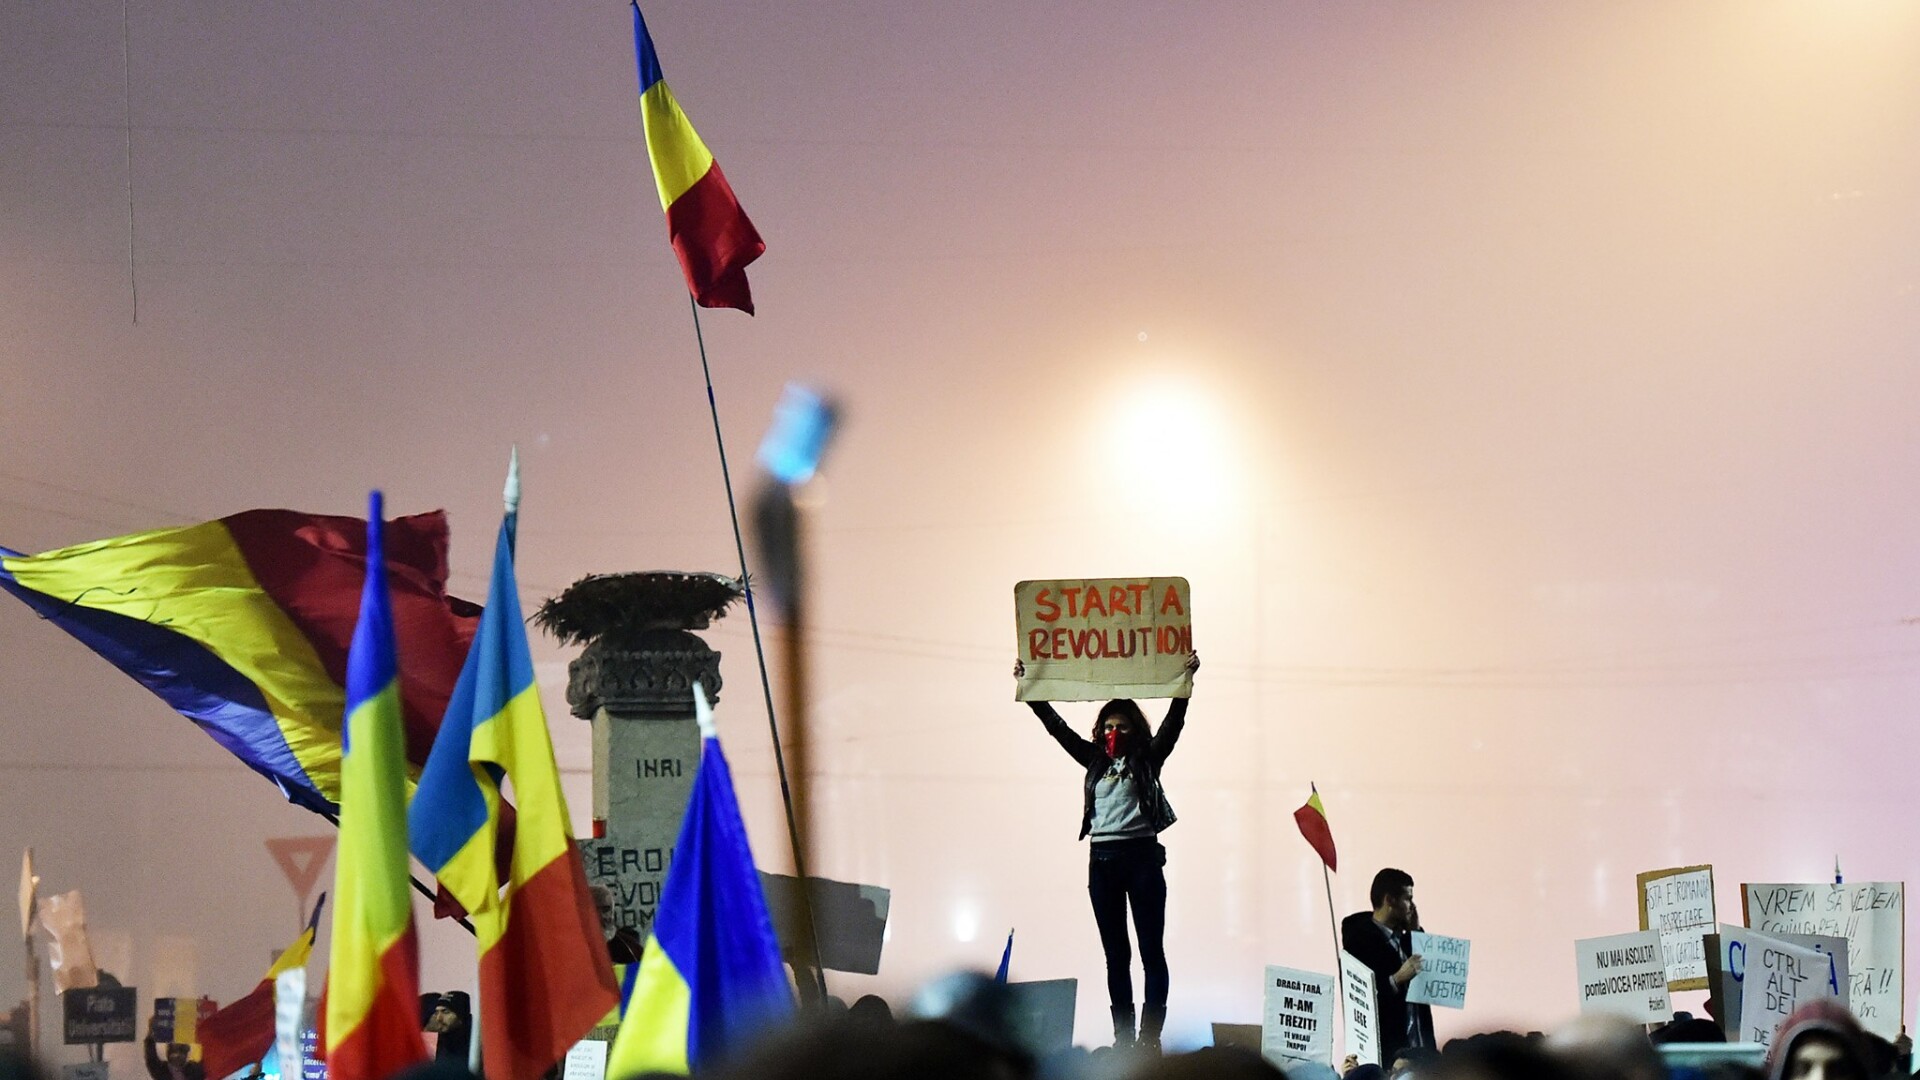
[{"xmin": 1102, "ymin": 729, "xmax": 1126, "ymax": 757}]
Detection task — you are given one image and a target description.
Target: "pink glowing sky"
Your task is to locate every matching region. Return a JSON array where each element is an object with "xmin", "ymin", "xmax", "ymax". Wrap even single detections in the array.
[{"xmin": 6, "ymin": 0, "xmax": 1920, "ymax": 1053}]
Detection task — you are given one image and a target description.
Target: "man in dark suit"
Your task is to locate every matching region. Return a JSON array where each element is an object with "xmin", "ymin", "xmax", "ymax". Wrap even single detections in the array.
[{"xmin": 1341, "ymin": 867, "xmax": 1435, "ymax": 1063}]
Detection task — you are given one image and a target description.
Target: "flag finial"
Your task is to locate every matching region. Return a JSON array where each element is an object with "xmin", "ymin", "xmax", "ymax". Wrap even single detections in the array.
[
  {"xmin": 693, "ymin": 681, "xmax": 717, "ymax": 738},
  {"xmin": 504, "ymin": 445, "xmax": 522, "ymax": 517}
]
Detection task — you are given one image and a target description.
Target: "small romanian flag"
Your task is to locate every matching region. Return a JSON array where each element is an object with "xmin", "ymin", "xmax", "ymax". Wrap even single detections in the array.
[
  {"xmin": 630, "ymin": 2, "xmax": 765, "ymax": 314},
  {"xmin": 606, "ymin": 683, "xmax": 792, "ymax": 1075},
  {"xmin": 409, "ymin": 474, "xmax": 619, "ymax": 1080},
  {"xmin": 321, "ymin": 494, "xmax": 429, "ymax": 1080},
  {"xmin": 1293, "ymin": 783, "xmax": 1337, "ymax": 872},
  {"xmin": 197, "ymin": 896, "xmax": 324, "ymax": 1080}
]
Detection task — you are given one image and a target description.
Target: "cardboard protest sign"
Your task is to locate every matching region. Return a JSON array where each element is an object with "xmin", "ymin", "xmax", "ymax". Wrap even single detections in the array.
[
  {"xmin": 1262, "ymin": 966, "xmax": 1334, "ymax": 1066},
  {"xmin": 1406, "ymin": 933, "xmax": 1470, "ymax": 1009},
  {"xmin": 1574, "ymin": 930, "xmax": 1672, "ymax": 1024},
  {"xmin": 562, "ymin": 1040, "xmax": 609, "ymax": 1080},
  {"xmin": 1638, "ymin": 865, "xmax": 1715, "ymax": 991},
  {"xmin": 1706, "ymin": 925, "xmax": 1848, "ymax": 1042},
  {"xmin": 1339, "ymin": 951, "xmax": 1380, "ymax": 1067},
  {"xmin": 1014, "ymin": 578, "xmax": 1193, "ymax": 702},
  {"xmin": 1736, "ymin": 933, "xmax": 1839, "ymax": 1047},
  {"xmin": 1743, "ymin": 882, "xmax": 1903, "ymax": 1040}
]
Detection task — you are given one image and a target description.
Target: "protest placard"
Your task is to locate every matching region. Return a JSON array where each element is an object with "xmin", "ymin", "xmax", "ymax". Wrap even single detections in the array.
[
  {"xmin": 60, "ymin": 1064, "xmax": 107, "ymax": 1080},
  {"xmin": 1743, "ymin": 882, "xmax": 1902, "ymax": 1040},
  {"xmin": 1706, "ymin": 925, "xmax": 1848, "ymax": 1042},
  {"xmin": 1736, "ymin": 932, "xmax": 1838, "ymax": 1047},
  {"xmin": 1637, "ymin": 865, "xmax": 1715, "ymax": 990},
  {"xmin": 1262, "ymin": 965, "xmax": 1334, "ymax": 1066},
  {"xmin": 1339, "ymin": 951, "xmax": 1380, "ymax": 1067},
  {"xmin": 1014, "ymin": 578, "xmax": 1193, "ymax": 702},
  {"xmin": 1406, "ymin": 933, "xmax": 1470, "ymax": 1009},
  {"xmin": 562, "ymin": 1040, "xmax": 608, "ymax": 1080},
  {"xmin": 1574, "ymin": 929, "xmax": 1672, "ymax": 1024}
]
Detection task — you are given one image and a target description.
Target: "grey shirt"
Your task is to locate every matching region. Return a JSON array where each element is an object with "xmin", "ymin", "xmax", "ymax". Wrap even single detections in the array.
[{"xmin": 1089, "ymin": 757, "xmax": 1153, "ymax": 841}]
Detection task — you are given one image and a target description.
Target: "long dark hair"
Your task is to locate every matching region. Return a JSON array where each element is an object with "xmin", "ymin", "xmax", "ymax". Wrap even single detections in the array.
[{"xmin": 1089, "ymin": 699, "xmax": 1153, "ymax": 753}]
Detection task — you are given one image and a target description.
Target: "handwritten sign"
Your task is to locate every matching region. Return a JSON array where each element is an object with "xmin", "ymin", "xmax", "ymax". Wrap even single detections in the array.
[
  {"xmin": 562, "ymin": 1040, "xmax": 608, "ymax": 1080},
  {"xmin": 1014, "ymin": 577, "xmax": 1193, "ymax": 702},
  {"xmin": 1736, "ymin": 933, "xmax": 1838, "ymax": 1047},
  {"xmin": 1340, "ymin": 951, "xmax": 1380, "ymax": 1067},
  {"xmin": 1638, "ymin": 865, "xmax": 1715, "ymax": 990},
  {"xmin": 1574, "ymin": 929, "xmax": 1672, "ymax": 1024},
  {"xmin": 1406, "ymin": 933, "xmax": 1470, "ymax": 1009},
  {"xmin": 1743, "ymin": 882, "xmax": 1903, "ymax": 1040},
  {"xmin": 1707, "ymin": 925, "xmax": 1848, "ymax": 1042},
  {"xmin": 1262, "ymin": 965, "xmax": 1334, "ymax": 1066}
]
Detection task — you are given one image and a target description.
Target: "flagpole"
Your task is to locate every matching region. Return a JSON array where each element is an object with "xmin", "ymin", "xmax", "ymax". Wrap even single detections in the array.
[
  {"xmin": 317, "ymin": 810, "xmax": 473, "ymax": 935},
  {"xmin": 685, "ymin": 298, "xmax": 829, "ymax": 1000}
]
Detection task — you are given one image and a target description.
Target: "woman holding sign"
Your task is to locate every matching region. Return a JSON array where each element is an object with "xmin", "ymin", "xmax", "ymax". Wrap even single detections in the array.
[{"xmin": 1015, "ymin": 652, "xmax": 1199, "ymax": 1053}]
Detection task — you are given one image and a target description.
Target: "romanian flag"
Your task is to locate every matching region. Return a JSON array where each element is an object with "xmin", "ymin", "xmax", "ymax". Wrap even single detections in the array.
[
  {"xmin": 607, "ymin": 683, "xmax": 791, "ymax": 1075},
  {"xmin": 1293, "ymin": 783, "xmax": 1338, "ymax": 872},
  {"xmin": 0, "ymin": 509, "xmax": 479, "ymax": 814},
  {"xmin": 631, "ymin": 2, "xmax": 765, "ymax": 314},
  {"xmin": 409, "ymin": 498, "xmax": 619, "ymax": 1080},
  {"xmin": 321, "ymin": 494, "xmax": 428, "ymax": 1080},
  {"xmin": 198, "ymin": 896, "xmax": 324, "ymax": 1080}
]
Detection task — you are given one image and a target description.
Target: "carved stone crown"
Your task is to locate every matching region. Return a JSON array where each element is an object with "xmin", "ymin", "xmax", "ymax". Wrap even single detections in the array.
[{"xmin": 565, "ymin": 629, "xmax": 723, "ymax": 719}]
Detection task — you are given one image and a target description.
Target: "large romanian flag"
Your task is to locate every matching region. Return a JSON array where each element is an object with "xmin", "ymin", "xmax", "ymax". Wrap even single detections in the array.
[
  {"xmin": 607, "ymin": 683, "xmax": 791, "ymax": 1076},
  {"xmin": 0, "ymin": 509, "xmax": 479, "ymax": 814},
  {"xmin": 322, "ymin": 494, "xmax": 428, "ymax": 1080},
  {"xmin": 631, "ymin": 2, "xmax": 765, "ymax": 314},
  {"xmin": 410, "ymin": 507, "xmax": 619, "ymax": 1080},
  {"xmin": 198, "ymin": 896, "xmax": 323, "ymax": 1080}
]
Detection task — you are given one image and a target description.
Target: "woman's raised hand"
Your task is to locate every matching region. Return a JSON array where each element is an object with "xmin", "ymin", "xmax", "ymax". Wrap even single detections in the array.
[{"xmin": 1013, "ymin": 659, "xmax": 1026, "ymax": 679}]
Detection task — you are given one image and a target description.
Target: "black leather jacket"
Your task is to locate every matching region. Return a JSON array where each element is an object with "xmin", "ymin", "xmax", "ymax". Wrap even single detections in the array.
[{"xmin": 1028, "ymin": 698, "xmax": 1187, "ymax": 839}]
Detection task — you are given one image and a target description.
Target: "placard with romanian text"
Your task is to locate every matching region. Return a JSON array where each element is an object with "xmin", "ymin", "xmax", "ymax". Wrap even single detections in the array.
[
  {"xmin": 1743, "ymin": 882, "xmax": 1903, "ymax": 1041},
  {"xmin": 1637, "ymin": 865, "xmax": 1715, "ymax": 991}
]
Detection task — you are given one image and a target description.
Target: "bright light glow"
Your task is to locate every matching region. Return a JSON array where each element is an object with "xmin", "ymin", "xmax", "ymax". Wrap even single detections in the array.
[
  {"xmin": 951, "ymin": 904, "xmax": 979, "ymax": 943},
  {"xmin": 1095, "ymin": 371, "xmax": 1240, "ymax": 512}
]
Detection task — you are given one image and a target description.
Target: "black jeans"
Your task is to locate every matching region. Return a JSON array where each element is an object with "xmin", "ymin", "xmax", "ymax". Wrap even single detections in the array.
[{"xmin": 1087, "ymin": 837, "xmax": 1168, "ymax": 1010}]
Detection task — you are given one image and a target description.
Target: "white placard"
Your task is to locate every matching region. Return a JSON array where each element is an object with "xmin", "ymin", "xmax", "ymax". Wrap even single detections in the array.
[
  {"xmin": 563, "ymin": 1040, "xmax": 609, "ymax": 1080},
  {"xmin": 1262, "ymin": 965, "xmax": 1335, "ymax": 1066},
  {"xmin": 1638, "ymin": 865, "xmax": 1715, "ymax": 990},
  {"xmin": 1339, "ymin": 951, "xmax": 1380, "ymax": 1068},
  {"xmin": 61, "ymin": 1065, "xmax": 107, "ymax": 1080},
  {"xmin": 1575, "ymin": 929, "xmax": 1673, "ymax": 1024},
  {"xmin": 1744, "ymin": 881, "xmax": 1903, "ymax": 1040},
  {"xmin": 1405, "ymin": 933, "xmax": 1470, "ymax": 1009},
  {"xmin": 1736, "ymin": 933, "xmax": 1838, "ymax": 1047}
]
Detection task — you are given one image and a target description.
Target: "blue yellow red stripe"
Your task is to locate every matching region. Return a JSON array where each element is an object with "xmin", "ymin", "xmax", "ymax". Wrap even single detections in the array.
[
  {"xmin": 410, "ymin": 509, "xmax": 617, "ymax": 1080},
  {"xmin": 608, "ymin": 685, "xmax": 790, "ymax": 1075},
  {"xmin": 0, "ymin": 509, "xmax": 478, "ymax": 814},
  {"xmin": 631, "ymin": 3, "xmax": 764, "ymax": 314},
  {"xmin": 323, "ymin": 494, "xmax": 427, "ymax": 1080}
]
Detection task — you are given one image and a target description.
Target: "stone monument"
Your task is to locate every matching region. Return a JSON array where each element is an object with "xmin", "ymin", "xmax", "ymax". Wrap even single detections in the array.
[{"xmin": 534, "ymin": 570, "xmax": 743, "ymax": 939}]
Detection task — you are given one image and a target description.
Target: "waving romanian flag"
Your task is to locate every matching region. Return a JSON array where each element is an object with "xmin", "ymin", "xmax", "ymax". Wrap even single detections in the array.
[
  {"xmin": 0, "ymin": 509, "xmax": 478, "ymax": 815},
  {"xmin": 198, "ymin": 895, "xmax": 324, "ymax": 1080},
  {"xmin": 1293, "ymin": 783, "xmax": 1337, "ymax": 872},
  {"xmin": 322, "ymin": 494, "xmax": 428, "ymax": 1080},
  {"xmin": 410, "ymin": 465, "xmax": 619, "ymax": 1080},
  {"xmin": 607, "ymin": 683, "xmax": 791, "ymax": 1075},
  {"xmin": 631, "ymin": 2, "xmax": 765, "ymax": 314}
]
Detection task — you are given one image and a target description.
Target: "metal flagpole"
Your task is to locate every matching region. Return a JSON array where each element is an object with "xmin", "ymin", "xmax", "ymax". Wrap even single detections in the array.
[{"xmin": 685, "ymin": 299, "xmax": 829, "ymax": 1000}]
